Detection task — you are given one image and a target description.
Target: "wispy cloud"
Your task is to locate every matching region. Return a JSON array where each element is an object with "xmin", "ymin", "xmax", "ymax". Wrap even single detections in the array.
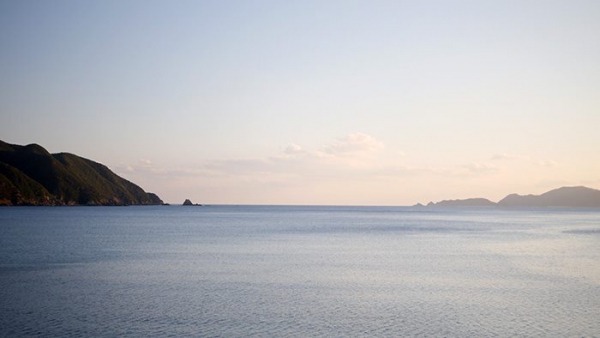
[
  {"xmin": 284, "ymin": 143, "xmax": 304, "ymax": 156},
  {"xmin": 462, "ymin": 162, "xmax": 497, "ymax": 174},
  {"xmin": 538, "ymin": 160, "xmax": 558, "ymax": 167},
  {"xmin": 320, "ymin": 133, "xmax": 384, "ymax": 157},
  {"xmin": 116, "ymin": 164, "xmax": 135, "ymax": 173},
  {"xmin": 115, "ymin": 133, "xmax": 506, "ymax": 182},
  {"xmin": 491, "ymin": 153, "xmax": 512, "ymax": 161},
  {"xmin": 138, "ymin": 159, "xmax": 153, "ymax": 168},
  {"xmin": 113, "ymin": 133, "xmax": 396, "ymax": 189},
  {"xmin": 490, "ymin": 153, "xmax": 529, "ymax": 161},
  {"xmin": 111, "ymin": 134, "xmax": 565, "ymax": 204},
  {"xmin": 114, "ymin": 159, "xmax": 215, "ymax": 178},
  {"xmin": 491, "ymin": 152, "xmax": 558, "ymax": 168}
]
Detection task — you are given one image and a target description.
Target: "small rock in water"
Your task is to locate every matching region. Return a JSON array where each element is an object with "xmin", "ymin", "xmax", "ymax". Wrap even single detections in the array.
[{"xmin": 183, "ymin": 199, "xmax": 202, "ymax": 206}]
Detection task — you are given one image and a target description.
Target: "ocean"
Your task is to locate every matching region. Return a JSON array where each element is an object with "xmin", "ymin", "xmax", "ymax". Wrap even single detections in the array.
[{"xmin": 1, "ymin": 206, "xmax": 599, "ymax": 337}]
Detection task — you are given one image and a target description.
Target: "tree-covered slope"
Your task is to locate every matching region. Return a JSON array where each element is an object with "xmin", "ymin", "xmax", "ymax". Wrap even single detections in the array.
[{"xmin": 0, "ymin": 140, "xmax": 163, "ymax": 206}]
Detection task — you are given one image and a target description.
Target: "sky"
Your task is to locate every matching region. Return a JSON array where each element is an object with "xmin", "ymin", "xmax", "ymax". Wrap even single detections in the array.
[{"xmin": 1, "ymin": 0, "xmax": 599, "ymax": 205}]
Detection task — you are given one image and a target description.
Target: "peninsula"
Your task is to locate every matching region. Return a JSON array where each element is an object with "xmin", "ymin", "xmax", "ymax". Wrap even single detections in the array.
[{"xmin": 0, "ymin": 140, "xmax": 163, "ymax": 206}]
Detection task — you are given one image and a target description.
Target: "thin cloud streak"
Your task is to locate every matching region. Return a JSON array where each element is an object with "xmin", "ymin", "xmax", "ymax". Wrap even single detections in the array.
[
  {"xmin": 321, "ymin": 133, "xmax": 384, "ymax": 156},
  {"xmin": 111, "ymin": 134, "xmax": 578, "ymax": 205},
  {"xmin": 490, "ymin": 153, "xmax": 558, "ymax": 167}
]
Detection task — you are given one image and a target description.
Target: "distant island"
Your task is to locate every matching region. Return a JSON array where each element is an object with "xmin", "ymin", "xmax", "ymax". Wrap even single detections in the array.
[
  {"xmin": 0, "ymin": 140, "xmax": 163, "ymax": 206},
  {"xmin": 420, "ymin": 186, "xmax": 600, "ymax": 208},
  {"xmin": 424, "ymin": 198, "xmax": 496, "ymax": 207}
]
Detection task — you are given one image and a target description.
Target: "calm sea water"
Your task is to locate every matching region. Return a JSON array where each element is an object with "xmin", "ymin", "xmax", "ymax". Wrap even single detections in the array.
[{"xmin": 1, "ymin": 206, "xmax": 599, "ymax": 337}]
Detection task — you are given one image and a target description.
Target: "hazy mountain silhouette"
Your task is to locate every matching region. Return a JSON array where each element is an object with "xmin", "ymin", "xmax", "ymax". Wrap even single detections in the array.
[
  {"xmin": 423, "ymin": 186, "xmax": 600, "ymax": 208},
  {"xmin": 497, "ymin": 186, "xmax": 600, "ymax": 207},
  {"xmin": 0, "ymin": 140, "xmax": 163, "ymax": 206},
  {"xmin": 426, "ymin": 198, "xmax": 496, "ymax": 207}
]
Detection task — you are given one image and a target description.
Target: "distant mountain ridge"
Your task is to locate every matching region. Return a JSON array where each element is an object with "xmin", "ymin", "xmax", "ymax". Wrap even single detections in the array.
[
  {"xmin": 422, "ymin": 186, "xmax": 600, "ymax": 208},
  {"xmin": 0, "ymin": 140, "xmax": 163, "ymax": 206},
  {"xmin": 497, "ymin": 186, "xmax": 600, "ymax": 208},
  {"xmin": 426, "ymin": 198, "xmax": 496, "ymax": 207}
]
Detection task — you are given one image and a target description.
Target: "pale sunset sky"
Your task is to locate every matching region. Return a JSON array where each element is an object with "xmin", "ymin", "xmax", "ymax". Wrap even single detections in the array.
[{"xmin": 1, "ymin": 0, "xmax": 599, "ymax": 205}]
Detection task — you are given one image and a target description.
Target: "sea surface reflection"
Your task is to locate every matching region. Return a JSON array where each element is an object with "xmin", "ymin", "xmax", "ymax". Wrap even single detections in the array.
[{"xmin": 1, "ymin": 206, "xmax": 599, "ymax": 336}]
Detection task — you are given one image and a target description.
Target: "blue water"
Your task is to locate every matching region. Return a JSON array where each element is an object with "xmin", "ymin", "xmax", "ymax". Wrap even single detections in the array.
[{"xmin": 1, "ymin": 206, "xmax": 599, "ymax": 337}]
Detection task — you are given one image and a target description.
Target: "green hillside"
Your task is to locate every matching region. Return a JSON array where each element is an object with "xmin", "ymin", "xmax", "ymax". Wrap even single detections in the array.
[{"xmin": 0, "ymin": 140, "xmax": 163, "ymax": 206}]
